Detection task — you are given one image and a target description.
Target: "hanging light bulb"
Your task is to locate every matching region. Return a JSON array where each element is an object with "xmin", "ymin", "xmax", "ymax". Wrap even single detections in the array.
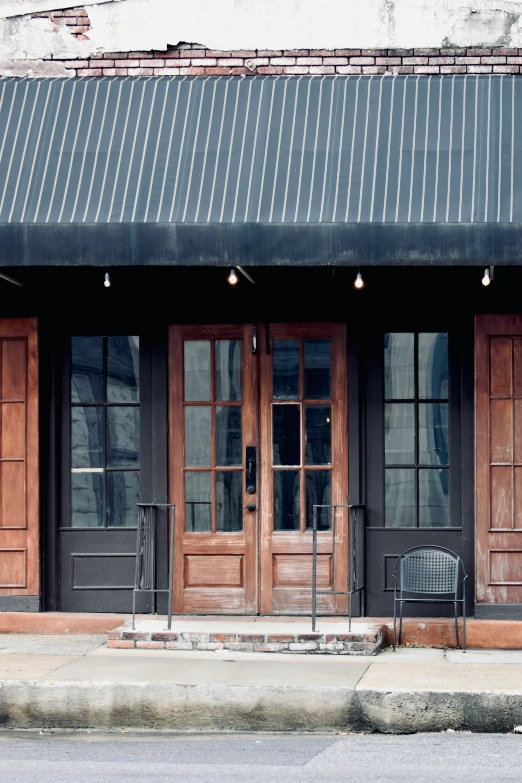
[
  {"xmin": 481, "ymin": 267, "xmax": 491, "ymax": 287},
  {"xmin": 227, "ymin": 268, "xmax": 238, "ymax": 286},
  {"xmin": 104, "ymin": 272, "xmax": 111, "ymax": 288},
  {"xmin": 354, "ymin": 271, "xmax": 364, "ymax": 290}
]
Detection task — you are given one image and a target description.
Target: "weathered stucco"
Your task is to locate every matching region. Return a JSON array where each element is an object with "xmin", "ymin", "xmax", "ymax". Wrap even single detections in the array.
[{"xmin": 3, "ymin": 0, "xmax": 522, "ymax": 61}]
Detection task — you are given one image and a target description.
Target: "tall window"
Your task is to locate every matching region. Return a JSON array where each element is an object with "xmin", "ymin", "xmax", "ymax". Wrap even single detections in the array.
[
  {"xmin": 384, "ymin": 333, "xmax": 449, "ymax": 528},
  {"xmin": 70, "ymin": 336, "xmax": 140, "ymax": 528}
]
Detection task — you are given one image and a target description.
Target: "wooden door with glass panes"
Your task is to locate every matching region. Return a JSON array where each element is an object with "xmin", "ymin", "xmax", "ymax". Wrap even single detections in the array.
[
  {"xmin": 259, "ymin": 324, "xmax": 348, "ymax": 615},
  {"xmin": 169, "ymin": 325, "xmax": 257, "ymax": 614}
]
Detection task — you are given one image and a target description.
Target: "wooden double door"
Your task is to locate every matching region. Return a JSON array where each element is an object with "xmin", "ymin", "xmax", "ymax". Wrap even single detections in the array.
[{"xmin": 169, "ymin": 323, "xmax": 348, "ymax": 615}]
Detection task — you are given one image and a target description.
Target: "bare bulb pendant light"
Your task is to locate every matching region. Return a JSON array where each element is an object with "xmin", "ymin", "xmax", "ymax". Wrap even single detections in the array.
[
  {"xmin": 227, "ymin": 268, "xmax": 239, "ymax": 285},
  {"xmin": 104, "ymin": 272, "xmax": 111, "ymax": 288},
  {"xmin": 354, "ymin": 271, "xmax": 364, "ymax": 289},
  {"xmin": 482, "ymin": 266, "xmax": 493, "ymax": 287}
]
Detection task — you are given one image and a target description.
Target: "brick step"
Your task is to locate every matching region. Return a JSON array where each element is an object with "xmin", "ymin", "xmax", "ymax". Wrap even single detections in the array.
[{"xmin": 108, "ymin": 623, "xmax": 385, "ymax": 655}]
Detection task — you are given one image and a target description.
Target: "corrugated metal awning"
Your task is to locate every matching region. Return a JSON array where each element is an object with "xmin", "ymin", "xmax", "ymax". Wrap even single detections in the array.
[{"xmin": 0, "ymin": 74, "xmax": 521, "ymax": 266}]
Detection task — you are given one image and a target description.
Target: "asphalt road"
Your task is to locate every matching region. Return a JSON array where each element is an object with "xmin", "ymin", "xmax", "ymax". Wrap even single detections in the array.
[{"xmin": 0, "ymin": 731, "xmax": 521, "ymax": 782}]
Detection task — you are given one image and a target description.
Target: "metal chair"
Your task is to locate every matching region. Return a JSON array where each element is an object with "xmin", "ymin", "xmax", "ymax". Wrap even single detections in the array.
[{"xmin": 393, "ymin": 545, "xmax": 467, "ymax": 651}]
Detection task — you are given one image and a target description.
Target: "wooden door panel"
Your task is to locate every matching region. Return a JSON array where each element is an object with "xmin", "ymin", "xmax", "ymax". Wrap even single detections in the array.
[
  {"xmin": 259, "ymin": 323, "xmax": 348, "ymax": 615},
  {"xmin": 476, "ymin": 315, "xmax": 522, "ymax": 605},
  {"xmin": 0, "ymin": 319, "xmax": 39, "ymax": 601},
  {"xmin": 169, "ymin": 324, "xmax": 257, "ymax": 614}
]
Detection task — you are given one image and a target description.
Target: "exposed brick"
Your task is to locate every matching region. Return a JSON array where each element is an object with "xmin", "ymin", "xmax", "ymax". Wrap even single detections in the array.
[
  {"xmin": 361, "ymin": 49, "xmax": 387, "ymax": 56},
  {"xmin": 204, "ymin": 51, "xmax": 231, "ymax": 58},
  {"xmin": 376, "ymin": 57, "xmax": 401, "ymax": 65},
  {"xmin": 507, "ymin": 57, "xmax": 522, "ymax": 64},
  {"xmin": 413, "ymin": 66, "xmax": 440, "ymax": 74},
  {"xmin": 466, "ymin": 65, "xmax": 493, "ymax": 73},
  {"xmin": 283, "ymin": 49, "xmax": 309, "ymax": 56},
  {"xmin": 100, "ymin": 68, "xmax": 125, "ymax": 76},
  {"xmin": 68, "ymin": 26, "xmax": 90, "ymax": 34},
  {"xmin": 253, "ymin": 643, "xmax": 283, "ymax": 652},
  {"xmin": 76, "ymin": 35, "xmax": 90, "ymax": 41},
  {"xmin": 324, "ymin": 642, "xmax": 345, "ymax": 651},
  {"xmin": 283, "ymin": 66, "xmax": 310, "ymax": 74},
  {"xmin": 309, "ymin": 66, "xmax": 335, "ymax": 74},
  {"xmin": 208, "ymin": 67, "xmax": 235, "ymax": 75},
  {"xmin": 349, "ymin": 57, "xmax": 375, "ymax": 65},
  {"xmin": 63, "ymin": 8, "xmax": 81, "ymax": 16},
  {"xmin": 189, "ymin": 50, "xmax": 208, "ymax": 58},
  {"xmin": 362, "ymin": 66, "xmax": 387, "ymax": 74},
  {"xmin": 76, "ymin": 68, "xmax": 103, "ymax": 76},
  {"xmin": 269, "ymin": 635, "xmax": 295, "ymax": 642},
  {"xmin": 218, "ymin": 58, "xmax": 243, "ymax": 66},
  {"xmin": 296, "ymin": 57, "xmax": 322, "ymax": 65},
  {"xmin": 296, "ymin": 634, "xmax": 321, "ymax": 642},
  {"xmin": 440, "ymin": 48, "xmax": 467, "ymax": 56},
  {"xmin": 270, "ymin": 57, "xmax": 296, "ymax": 65},
  {"xmin": 230, "ymin": 50, "xmax": 257, "ymax": 57},
  {"xmin": 162, "ymin": 51, "xmax": 180, "ymax": 58},
  {"xmin": 391, "ymin": 66, "xmax": 414, "ymax": 73},
  {"xmin": 141, "ymin": 59, "xmax": 162, "ymax": 67},
  {"xmin": 115, "ymin": 59, "xmax": 139, "ymax": 68},
  {"xmin": 229, "ymin": 68, "xmax": 250, "ymax": 75},
  {"xmin": 289, "ymin": 642, "xmax": 318, "ymax": 651},
  {"xmin": 76, "ymin": 9, "xmax": 89, "ymax": 17},
  {"xmin": 121, "ymin": 631, "xmax": 148, "ymax": 641},
  {"xmin": 493, "ymin": 65, "xmax": 520, "ymax": 73},
  {"xmin": 455, "ymin": 56, "xmax": 480, "ymax": 65},
  {"xmin": 256, "ymin": 50, "xmax": 283, "ymax": 57},
  {"xmin": 238, "ymin": 634, "xmax": 265, "ymax": 643},
  {"xmin": 105, "ymin": 52, "xmax": 128, "ymax": 59},
  {"xmin": 126, "ymin": 68, "xmax": 154, "ymax": 75},
  {"xmin": 108, "ymin": 640, "xmax": 135, "ymax": 649},
  {"xmin": 196, "ymin": 642, "xmax": 224, "ymax": 650},
  {"xmin": 390, "ymin": 48, "xmax": 413, "ymax": 56},
  {"xmin": 335, "ymin": 49, "xmax": 361, "ymax": 56},
  {"xmin": 467, "ymin": 48, "xmax": 492, "ymax": 56},
  {"xmin": 492, "ymin": 47, "xmax": 518, "ymax": 55},
  {"xmin": 165, "ymin": 641, "xmax": 193, "ymax": 650},
  {"xmin": 429, "ymin": 57, "xmax": 455, "ymax": 65},
  {"xmin": 336, "ymin": 634, "xmax": 364, "ymax": 642},
  {"xmin": 97, "ymin": 60, "xmax": 114, "ymax": 68},
  {"xmin": 414, "ymin": 48, "xmax": 440, "ymax": 56},
  {"xmin": 181, "ymin": 633, "xmax": 210, "ymax": 643},
  {"xmin": 151, "ymin": 633, "xmax": 179, "ymax": 642},
  {"xmin": 191, "ymin": 58, "xmax": 215, "ymax": 66},
  {"xmin": 223, "ymin": 642, "xmax": 254, "ymax": 651},
  {"xmin": 323, "ymin": 57, "xmax": 348, "ymax": 65},
  {"xmin": 309, "ymin": 49, "xmax": 335, "ymax": 56},
  {"xmin": 213, "ymin": 634, "xmax": 238, "ymax": 642},
  {"xmin": 245, "ymin": 58, "xmax": 269, "ymax": 67},
  {"xmin": 324, "ymin": 635, "xmax": 335, "ymax": 643},
  {"xmin": 480, "ymin": 56, "xmax": 506, "ymax": 64},
  {"xmin": 175, "ymin": 60, "xmax": 193, "ymax": 68},
  {"xmin": 440, "ymin": 66, "xmax": 466, "ymax": 74},
  {"xmin": 403, "ymin": 57, "xmax": 429, "ymax": 65},
  {"xmin": 136, "ymin": 641, "xmax": 164, "ymax": 649},
  {"xmin": 336, "ymin": 66, "xmax": 362, "ymax": 74},
  {"xmin": 257, "ymin": 66, "xmax": 284, "ymax": 75},
  {"xmin": 155, "ymin": 68, "xmax": 180, "ymax": 75},
  {"xmin": 65, "ymin": 60, "xmax": 88, "ymax": 69}
]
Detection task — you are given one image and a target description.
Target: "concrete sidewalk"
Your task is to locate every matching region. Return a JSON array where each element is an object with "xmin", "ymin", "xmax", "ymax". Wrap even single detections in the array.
[{"xmin": 1, "ymin": 634, "xmax": 522, "ymax": 733}]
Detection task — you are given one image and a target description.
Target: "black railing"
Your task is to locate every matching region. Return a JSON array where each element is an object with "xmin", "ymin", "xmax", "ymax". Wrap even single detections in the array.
[
  {"xmin": 132, "ymin": 503, "xmax": 175, "ymax": 631},
  {"xmin": 311, "ymin": 503, "xmax": 365, "ymax": 632}
]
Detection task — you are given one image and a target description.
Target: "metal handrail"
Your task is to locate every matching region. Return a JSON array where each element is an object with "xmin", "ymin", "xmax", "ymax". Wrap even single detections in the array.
[
  {"xmin": 132, "ymin": 503, "xmax": 175, "ymax": 631},
  {"xmin": 311, "ymin": 503, "xmax": 365, "ymax": 632}
]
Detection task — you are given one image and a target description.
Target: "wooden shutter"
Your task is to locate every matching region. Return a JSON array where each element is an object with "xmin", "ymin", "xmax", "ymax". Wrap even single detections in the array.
[
  {"xmin": 0, "ymin": 319, "xmax": 39, "ymax": 604},
  {"xmin": 476, "ymin": 315, "xmax": 522, "ymax": 605}
]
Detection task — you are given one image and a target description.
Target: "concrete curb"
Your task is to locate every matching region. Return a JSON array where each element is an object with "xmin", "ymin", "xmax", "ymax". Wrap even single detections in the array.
[{"xmin": 1, "ymin": 680, "xmax": 522, "ymax": 733}]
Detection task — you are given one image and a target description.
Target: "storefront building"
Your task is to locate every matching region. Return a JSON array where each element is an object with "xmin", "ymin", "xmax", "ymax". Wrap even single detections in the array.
[{"xmin": 2, "ymin": 2, "xmax": 522, "ymax": 621}]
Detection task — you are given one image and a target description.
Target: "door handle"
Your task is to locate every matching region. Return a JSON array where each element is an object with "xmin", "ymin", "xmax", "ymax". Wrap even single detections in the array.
[{"xmin": 246, "ymin": 446, "xmax": 256, "ymax": 494}]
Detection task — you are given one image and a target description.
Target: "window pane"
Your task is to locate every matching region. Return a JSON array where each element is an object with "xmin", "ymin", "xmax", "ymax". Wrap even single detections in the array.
[
  {"xmin": 72, "ymin": 336, "xmax": 103, "ymax": 403},
  {"xmin": 107, "ymin": 336, "xmax": 139, "ymax": 402},
  {"xmin": 419, "ymin": 403, "xmax": 449, "ymax": 466},
  {"xmin": 107, "ymin": 406, "xmax": 140, "ymax": 468},
  {"xmin": 304, "ymin": 339, "xmax": 331, "ymax": 399},
  {"xmin": 184, "ymin": 407, "xmax": 211, "ymax": 466},
  {"xmin": 185, "ymin": 472, "xmax": 211, "ymax": 532},
  {"xmin": 216, "ymin": 406, "xmax": 242, "ymax": 466},
  {"xmin": 216, "ymin": 471, "xmax": 243, "ymax": 532},
  {"xmin": 385, "ymin": 468, "xmax": 415, "ymax": 527},
  {"xmin": 385, "ymin": 403, "xmax": 414, "ymax": 465},
  {"xmin": 305, "ymin": 470, "xmax": 332, "ymax": 530},
  {"xmin": 71, "ymin": 472, "xmax": 103, "ymax": 527},
  {"xmin": 273, "ymin": 339, "xmax": 300, "ymax": 399},
  {"xmin": 419, "ymin": 469, "xmax": 449, "ymax": 527},
  {"xmin": 419, "ymin": 333, "xmax": 448, "ymax": 399},
  {"xmin": 384, "ymin": 333, "xmax": 414, "ymax": 399},
  {"xmin": 273, "ymin": 404, "xmax": 300, "ymax": 465},
  {"xmin": 273, "ymin": 470, "xmax": 300, "ymax": 531},
  {"xmin": 215, "ymin": 340, "xmax": 242, "ymax": 401},
  {"xmin": 71, "ymin": 406, "xmax": 103, "ymax": 468},
  {"xmin": 107, "ymin": 471, "xmax": 139, "ymax": 527},
  {"xmin": 184, "ymin": 341, "xmax": 211, "ymax": 401},
  {"xmin": 305, "ymin": 405, "xmax": 331, "ymax": 465}
]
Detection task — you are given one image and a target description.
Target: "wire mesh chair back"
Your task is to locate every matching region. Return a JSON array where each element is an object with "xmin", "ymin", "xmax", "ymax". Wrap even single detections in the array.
[{"xmin": 400, "ymin": 549, "xmax": 458, "ymax": 594}]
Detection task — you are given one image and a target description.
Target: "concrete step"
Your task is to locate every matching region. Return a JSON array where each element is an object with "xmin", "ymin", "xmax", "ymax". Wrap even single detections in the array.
[{"xmin": 109, "ymin": 620, "xmax": 386, "ymax": 655}]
